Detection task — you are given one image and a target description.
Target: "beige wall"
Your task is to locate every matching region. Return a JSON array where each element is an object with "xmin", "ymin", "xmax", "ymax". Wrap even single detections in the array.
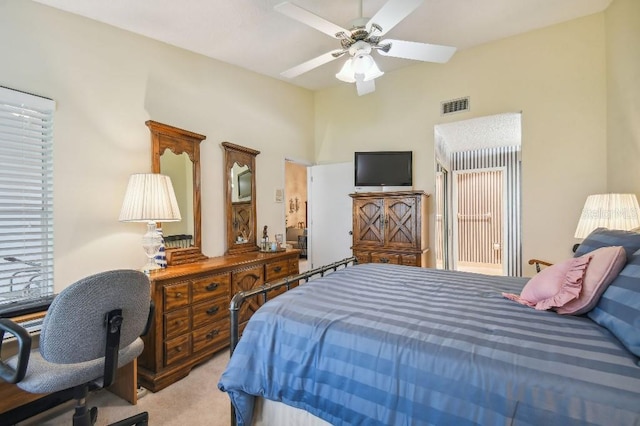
[
  {"xmin": 605, "ymin": 0, "xmax": 640, "ymax": 194},
  {"xmin": 314, "ymin": 13, "xmax": 608, "ymax": 274},
  {"xmin": 0, "ymin": 0, "xmax": 315, "ymax": 291}
]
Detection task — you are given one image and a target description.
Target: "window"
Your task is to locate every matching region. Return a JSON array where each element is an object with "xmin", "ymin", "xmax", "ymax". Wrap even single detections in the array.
[{"xmin": 0, "ymin": 86, "xmax": 55, "ymax": 305}]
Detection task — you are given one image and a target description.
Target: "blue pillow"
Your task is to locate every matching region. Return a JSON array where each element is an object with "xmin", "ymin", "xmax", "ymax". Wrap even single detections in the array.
[
  {"xmin": 574, "ymin": 227, "xmax": 640, "ymax": 260},
  {"xmin": 588, "ymin": 249, "xmax": 640, "ymax": 357}
]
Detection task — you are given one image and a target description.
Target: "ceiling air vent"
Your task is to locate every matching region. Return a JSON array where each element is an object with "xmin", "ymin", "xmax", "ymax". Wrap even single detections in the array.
[{"xmin": 441, "ymin": 97, "xmax": 470, "ymax": 115}]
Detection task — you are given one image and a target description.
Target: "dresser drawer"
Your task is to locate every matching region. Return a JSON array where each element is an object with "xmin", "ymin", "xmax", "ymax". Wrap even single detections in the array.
[
  {"xmin": 192, "ymin": 272, "xmax": 230, "ymax": 304},
  {"xmin": 164, "ymin": 307, "xmax": 189, "ymax": 339},
  {"xmin": 371, "ymin": 252, "xmax": 400, "ymax": 264},
  {"xmin": 164, "ymin": 334, "xmax": 191, "ymax": 366},
  {"xmin": 164, "ymin": 282, "xmax": 190, "ymax": 311},
  {"xmin": 192, "ymin": 298, "xmax": 227, "ymax": 327},
  {"xmin": 266, "ymin": 285, "xmax": 287, "ymax": 300},
  {"xmin": 192, "ymin": 319, "xmax": 229, "ymax": 354},
  {"xmin": 287, "ymin": 257, "xmax": 300, "ymax": 289},
  {"xmin": 353, "ymin": 250, "xmax": 371, "ymax": 264},
  {"xmin": 288, "ymin": 258, "xmax": 299, "ymax": 274},
  {"xmin": 400, "ymin": 254, "xmax": 418, "ymax": 266},
  {"xmin": 265, "ymin": 259, "xmax": 290, "ymax": 281}
]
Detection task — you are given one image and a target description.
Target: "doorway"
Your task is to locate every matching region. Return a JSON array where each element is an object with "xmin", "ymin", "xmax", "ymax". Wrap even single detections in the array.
[
  {"xmin": 434, "ymin": 113, "xmax": 522, "ymax": 276},
  {"xmin": 284, "ymin": 160, "xmax": 308, "ymax": 271},
  {"xmin": 453, "ymin": 168, "xmax": 505, "ymax": 275}
]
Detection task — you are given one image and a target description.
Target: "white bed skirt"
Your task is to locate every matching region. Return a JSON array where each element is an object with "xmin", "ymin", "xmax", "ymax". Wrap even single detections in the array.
[{"xmin": 253, "ymin": 397, "xmax": 331, "ymax": 426}]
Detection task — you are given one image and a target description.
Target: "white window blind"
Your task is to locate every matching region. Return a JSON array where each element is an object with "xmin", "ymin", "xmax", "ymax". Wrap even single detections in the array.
[{"xmin": 0, "ymin": 86, "xmax": 55, "ymax": 305}]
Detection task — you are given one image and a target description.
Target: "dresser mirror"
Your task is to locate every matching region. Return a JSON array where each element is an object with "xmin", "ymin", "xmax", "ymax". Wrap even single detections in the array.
[
  {"xmin": 159, "ymin": 150, "xmax": 193, "ymax": 239},
  {"xmin": 222, "ymin": 142, "xmax": 260, "ymax": 254},
  {"xmin": 148, "ymin": 120, "xmax": 207, "ymax": 265}
]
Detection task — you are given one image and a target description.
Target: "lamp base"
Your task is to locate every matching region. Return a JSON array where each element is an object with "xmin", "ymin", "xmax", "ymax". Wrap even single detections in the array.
[
  {"xmin": 142, "ymin": 259, "xmax": 162, "ymax": 274},
  {"xmin": 141, "ymin": 221, "xmax": 162, "ymax": 274}
]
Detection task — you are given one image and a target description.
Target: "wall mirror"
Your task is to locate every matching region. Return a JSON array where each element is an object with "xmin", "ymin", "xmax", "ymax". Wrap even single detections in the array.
[
  {"xmin": 222, "ymin": 142, "xmax": 260, "ymax": 255},
  {"xmin": 148, "ymin": 120, "xmax": 208, "ymax": 265}
]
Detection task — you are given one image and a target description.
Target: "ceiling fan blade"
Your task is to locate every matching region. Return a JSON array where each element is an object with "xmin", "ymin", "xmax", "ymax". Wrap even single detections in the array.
[
  {"xmin": 378, "ymin": 39, "xmax": 456, "ymax": 63},
  {"xmin": 367, "ymin": 0, "xmax": 424, "ymax": 35},
  {"xmin": 356, "ymin": 77, "xmax": 376, "ymax": 96},
  {"xmin": 274, "ymin": 2, "xmax": 348, "ymax": 38},
  {"xmin": 281, "ymin": 51, "xmax": 341, "ymax": 79}
]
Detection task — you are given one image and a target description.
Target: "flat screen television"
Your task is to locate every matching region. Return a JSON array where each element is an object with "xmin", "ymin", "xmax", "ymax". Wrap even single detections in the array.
[
  {"xmin": 354, "ymin": 151, "xmax": 413, "ymax": 187},
  {"xmin": 237, "ymin": 169, "xmax": 252, "ymax": 199}
]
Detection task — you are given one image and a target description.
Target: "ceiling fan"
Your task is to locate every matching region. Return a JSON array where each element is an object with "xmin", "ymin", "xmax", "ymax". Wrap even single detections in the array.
[{"xmin": 274, "ymin": 0, "xmax": 456, "ymax": 96}]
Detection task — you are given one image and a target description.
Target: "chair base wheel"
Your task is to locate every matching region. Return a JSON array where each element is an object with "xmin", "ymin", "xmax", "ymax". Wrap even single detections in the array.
[
  {"xmin": 72, "ymin": 405, "xmax": 97, "ymax": 426},
  {"xmin": 109, "ymin": 411, "xmax": 149, "ymax": 426}
]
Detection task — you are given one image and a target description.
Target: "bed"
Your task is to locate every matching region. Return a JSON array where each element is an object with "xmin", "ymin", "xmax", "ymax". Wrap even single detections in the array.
[{"xmin": 218, "ymin": 230, "xmax": 640, "ymax": 426}]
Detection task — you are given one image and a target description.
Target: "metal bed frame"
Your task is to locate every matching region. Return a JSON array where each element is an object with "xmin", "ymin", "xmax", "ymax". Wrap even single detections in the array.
[
  {"xmin": 227, "ymin": 256, "xmax": 357, "ymax": 426},
  {"xmin": 229, "ymin": 256, "xmax": 357, "ymax": 355}
]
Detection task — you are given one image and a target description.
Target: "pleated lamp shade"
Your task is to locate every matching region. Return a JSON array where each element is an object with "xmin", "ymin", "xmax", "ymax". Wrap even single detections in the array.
[
  {"xmin": 574, "ymin": 193, "xmax": 640, "ymax": 239},
  {"xmin": 119, "ymin": 173, "xmax": 181, "ymax": 223}
]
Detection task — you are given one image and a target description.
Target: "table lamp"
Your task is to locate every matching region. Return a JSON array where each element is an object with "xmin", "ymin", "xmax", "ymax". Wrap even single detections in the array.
[
  {"xmin": 119, "ymin": 173, "xmax": 181, "ymax": 273},
  {"xmin": 574, "ymin": 193, "xmax": 640, "ymax": 250}
]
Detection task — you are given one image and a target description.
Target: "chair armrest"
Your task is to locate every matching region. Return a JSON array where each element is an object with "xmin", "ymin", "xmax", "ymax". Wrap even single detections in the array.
[
  {"xmin": 0, "ymin": 318, "xmax": 32, "ymax": 384},
  {"xmin": 528, "ymin": 258, "xmax": 553, "ymax": 273}
]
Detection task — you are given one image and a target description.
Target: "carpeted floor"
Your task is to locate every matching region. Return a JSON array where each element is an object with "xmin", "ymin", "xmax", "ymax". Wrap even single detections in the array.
[{"xmin": 18, "ymin": 349, "xmax": 231, "ymax": 426}]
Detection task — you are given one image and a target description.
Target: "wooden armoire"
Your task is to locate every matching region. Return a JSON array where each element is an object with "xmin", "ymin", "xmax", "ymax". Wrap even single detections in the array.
[{"xmin": 350, "ymin": 190, "xmax": 429, "ymax": 267}]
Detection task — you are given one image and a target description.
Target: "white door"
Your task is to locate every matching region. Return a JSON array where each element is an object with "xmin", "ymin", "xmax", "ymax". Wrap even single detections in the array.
[{"xmin": 308, "ymin": 162, "xmax": 354, "ymax": 269}]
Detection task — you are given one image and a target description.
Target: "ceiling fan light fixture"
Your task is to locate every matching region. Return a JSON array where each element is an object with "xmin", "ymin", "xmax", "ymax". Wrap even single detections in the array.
[
  {"xmin": 352, "ymin": 53, "xmax": 374, "ymax": 74},
  {"xmin": 335, "ymin": 59, "xmax": 356, "ymax": 83},
  {"xmin": 336, "ymin": 53, "xmax": 383, "ymax": 84},
  {"xmin": 274, "ymin": 0, "xmax": 457, "ymax": 95},
  {"xmin": 363, "ymin": 60, "xmax": 384, "ymax": 81}
]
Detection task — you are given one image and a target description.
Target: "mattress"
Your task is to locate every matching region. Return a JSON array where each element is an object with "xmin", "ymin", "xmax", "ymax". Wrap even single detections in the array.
[{"xmin": 219, "ymin": 263, "xmax": 640, "ymax": 426}]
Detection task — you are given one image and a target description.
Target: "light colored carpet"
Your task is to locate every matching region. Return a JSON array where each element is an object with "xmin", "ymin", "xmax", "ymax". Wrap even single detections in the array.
[{"xmin": 18, "ymin": 349, "xmax": 231, "ymax": 426}]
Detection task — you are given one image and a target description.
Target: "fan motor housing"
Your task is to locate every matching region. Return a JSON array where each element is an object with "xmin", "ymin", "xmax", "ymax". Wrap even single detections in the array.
[{"xmin": 350, "ymin": 26, "xmax": 369, "ymax": 41}]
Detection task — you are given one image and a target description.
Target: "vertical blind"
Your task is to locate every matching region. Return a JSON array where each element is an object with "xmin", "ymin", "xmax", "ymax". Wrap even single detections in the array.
[{"xmin": 0, "ymin": 86, "xmax": 55, "ymax": 304}]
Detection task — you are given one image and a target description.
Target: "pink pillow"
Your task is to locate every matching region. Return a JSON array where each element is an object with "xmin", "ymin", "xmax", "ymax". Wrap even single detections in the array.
[
  {"xmin": 503, "ymin": 256, "xmax": 590, "ymax": 310},
  {"xmin": 556, "ymin": 246, "xmax": 626, "ymax": 315}
]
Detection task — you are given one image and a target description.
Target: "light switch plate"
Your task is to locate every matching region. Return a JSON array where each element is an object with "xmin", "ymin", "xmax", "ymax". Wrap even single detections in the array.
[{"xmin": 274, "ymin": 188, "xmax": 284, "ymax": 203}]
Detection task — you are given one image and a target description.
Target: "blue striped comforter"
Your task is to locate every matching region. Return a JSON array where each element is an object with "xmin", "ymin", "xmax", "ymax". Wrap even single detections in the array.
[{"xmin": 218, "ymin": 263, "xmax": 640, "ymax": 425}]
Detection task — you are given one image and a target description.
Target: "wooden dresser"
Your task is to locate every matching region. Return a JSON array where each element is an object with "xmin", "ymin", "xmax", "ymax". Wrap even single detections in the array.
[
  {"xmin": 350, "ymin": 191, "xmax": 429, "ymax": 267},
  {"xmin": 138, "ymin": 249, "xmax": 299, "ymax": 392}
]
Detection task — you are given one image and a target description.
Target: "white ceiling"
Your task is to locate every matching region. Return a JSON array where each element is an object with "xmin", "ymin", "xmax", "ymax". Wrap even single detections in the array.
[{"xmin": 32, "ymin": 0, "xmax": 612, "ymax": 91}]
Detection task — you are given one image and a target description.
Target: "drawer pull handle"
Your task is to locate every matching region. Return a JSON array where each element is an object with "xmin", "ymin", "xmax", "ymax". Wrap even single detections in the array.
[
  {"xmin": 206, "ymin": 330, "xmax": 220, "ymax": 340},
  {"xmin": 175, "ymin": 320, "xmax": 183, "ymax": 326},
  {"xmin": 273, "ymin": 266, "xmax": 282, "ymax": 273},
  {"xmin": 176, "ymin": 346, "xmax": 182, "ymax": 353},
  {"xmin": 206, "ymin": 283, "xmax": 219, "ymax": 291},
  {"xmin": 380, "ymin": 257, "xmax": 389, "ymax": 263},
  {"xmin": 206, "ymin": 306, "xmax": 219, "ymax": 315},
  {"xmin": 176, "ymin": 292, "xmax": 183, "ymax": 298}
]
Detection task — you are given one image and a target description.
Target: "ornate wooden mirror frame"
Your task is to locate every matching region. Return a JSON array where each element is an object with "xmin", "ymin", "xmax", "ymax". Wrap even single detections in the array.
[
  {"xmin": 222, "ymin": 142, "xmax": 260, "ymax": 255},
  {"xmin": 147, "ymin": 120, "xmax": 208, "ymax": 265}
]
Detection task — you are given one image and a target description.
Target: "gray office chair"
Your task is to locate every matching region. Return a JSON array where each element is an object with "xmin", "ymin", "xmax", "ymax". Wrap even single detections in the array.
[{"xmin": 0, "ymin": 269, "xmax": 153, "ymax": 425}]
